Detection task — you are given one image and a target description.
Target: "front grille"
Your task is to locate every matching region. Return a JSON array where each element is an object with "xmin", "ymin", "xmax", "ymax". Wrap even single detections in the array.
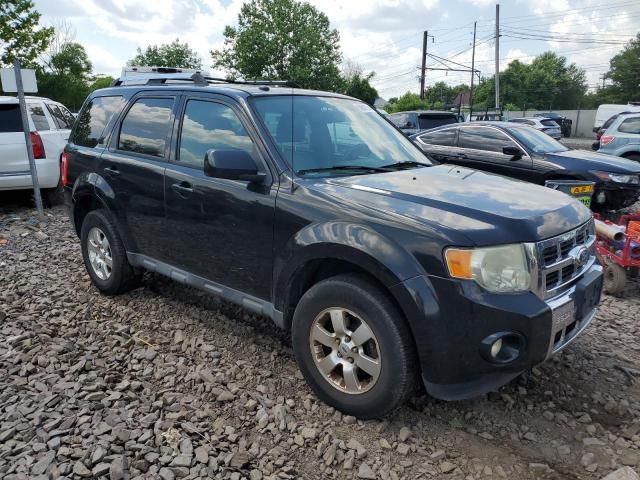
[{"xmin": 534, "ymin": 220, "xmax": 596, "ymax": 299}]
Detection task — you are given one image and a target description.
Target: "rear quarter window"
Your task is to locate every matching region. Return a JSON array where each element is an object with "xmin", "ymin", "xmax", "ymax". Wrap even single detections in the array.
[
  {"xmin": 0, "ymin": 104, "xmax": 22, "ymax": 132},
  {"xmin": 72, "ymin": 96, "xmax": 125, "ymax": 148},
  {"xmin": 29, "ymin": 104, "xmax": 50, "ymax": 131},
  {"xmin": 540, "ymin": 119, "xmax": 558, "ymax": 127},
  {"xmin": 618, "ymin": 118, "xmax": 640, "ymax": 134}
]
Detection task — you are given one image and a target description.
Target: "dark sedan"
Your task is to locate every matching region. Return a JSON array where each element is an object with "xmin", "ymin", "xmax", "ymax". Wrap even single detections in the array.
[{"xmin": 411, "ymin": 122, "xmax": 640, "ymax": 211}]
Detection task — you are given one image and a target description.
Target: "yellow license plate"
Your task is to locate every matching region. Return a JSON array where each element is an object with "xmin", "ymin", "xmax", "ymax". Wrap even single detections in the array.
[{"xmin": 570, "ymin": 185, "xmax": 594, "ymax": 194}]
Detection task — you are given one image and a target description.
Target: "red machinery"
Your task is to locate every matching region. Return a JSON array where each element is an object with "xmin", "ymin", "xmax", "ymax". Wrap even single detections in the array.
[{"xmin": 594, "ymin": 214, "xmax": 640, "ymax": 296}]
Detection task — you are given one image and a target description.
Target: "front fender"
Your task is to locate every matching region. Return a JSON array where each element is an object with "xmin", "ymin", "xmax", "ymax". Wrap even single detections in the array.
[{"xmin": 273, "ymin": 221, "xmax": 426, "ymax": 310}]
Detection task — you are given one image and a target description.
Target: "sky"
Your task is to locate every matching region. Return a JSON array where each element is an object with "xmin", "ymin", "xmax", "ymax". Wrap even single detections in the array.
[{"xmin": 32, "ymin": 0, "xmax": 640, "ymax": 100}]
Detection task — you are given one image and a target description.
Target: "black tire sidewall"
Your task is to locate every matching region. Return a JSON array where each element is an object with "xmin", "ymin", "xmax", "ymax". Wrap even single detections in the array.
[
  {"xmin": 291, "ymin": 275, "xmax": 414, "ymax": 418},
  {"xmin": 80, "ymin": 210, "xmax": 131, "ymax": 295}
]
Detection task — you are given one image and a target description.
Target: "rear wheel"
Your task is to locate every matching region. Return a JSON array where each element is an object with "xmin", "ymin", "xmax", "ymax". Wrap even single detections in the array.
[
  {"xmin": 603, "ymin": 258, "xmax": 626, "ymax": 297},
  {"xmin": 43, "ymin": 178, "xmax": 64, "ymax": 206},
  {"xmin": 291, "ymin": 274, "xmax": 416, "ymax": 418},
  {"xmin": 80, "ymin": 210, "xmax": 139, "ymax": 295}
]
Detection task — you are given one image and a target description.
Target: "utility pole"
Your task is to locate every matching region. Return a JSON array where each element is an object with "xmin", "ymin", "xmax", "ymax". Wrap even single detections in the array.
[
  {"xmin": 494, "ymin": 3, "xmax": 500, "ymax": 112},
  {"xmin": 469, "ymin": 21, "xmax": 477, "ymax": 118},
  {"xmin": 420, "ymin": 31, "xmax": 428, "ymax": 99}
]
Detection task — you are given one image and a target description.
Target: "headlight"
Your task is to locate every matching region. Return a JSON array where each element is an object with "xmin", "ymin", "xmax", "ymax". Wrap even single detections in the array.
[
  {"xmin": 445, "ymin": 244, "xmax": 532, "ymax": 293},
  {"xmin": 591, "ymin": 171, "xmax": 640, "ymax": 184}
]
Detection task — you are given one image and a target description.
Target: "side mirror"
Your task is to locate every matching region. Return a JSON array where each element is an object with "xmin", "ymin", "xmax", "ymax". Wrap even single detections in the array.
[
  {"xmin": 204, "ymin": 149, "xmax": 265, "ymax": 183},
  {"xmin": 503, "ymin": 146, "xmax": 523, "ymax": 159}
]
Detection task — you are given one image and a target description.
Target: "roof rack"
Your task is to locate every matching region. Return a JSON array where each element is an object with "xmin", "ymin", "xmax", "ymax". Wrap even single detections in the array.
[{"xmin": 111, "ymin": 66, "xmax": 296, "ymax": 88}]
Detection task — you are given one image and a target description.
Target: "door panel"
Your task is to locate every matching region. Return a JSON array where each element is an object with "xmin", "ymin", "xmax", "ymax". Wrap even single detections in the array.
[
  {"xmin": 101, "ymin": 95, "xmax": 176, "ymax": 259},
  {"xmin": 164, "ymin": 97, "xmax": 276, "ymax": 300},
  {"xmin": 457, "ymin": 126, "xmax": 533, "ymax": 179}
]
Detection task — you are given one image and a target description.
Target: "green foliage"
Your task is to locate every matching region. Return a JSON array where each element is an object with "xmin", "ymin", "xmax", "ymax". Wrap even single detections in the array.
[
  {"xmin": 129, "ymin": 38, "xmax": 202, "ymax": 69},
  {"xmin": 583, "ymin": 33, "xmax": 640, "ymax": 107},
  {"xmin": 89, "ymin": 76, "xmax": 115, "ymax": 91},
  {"xmin": 473, "ymin": 52, "xmax": 587, "ymax": 110},
  {"xmin": 384, "ymin": 92, "xmax": 429, "ymax": 113},
  {"xmin": 211, "ymin": 0, "xmax": 342, "ymax": 91},
  {"xmin": 424, "ymin": 82, "xmax": 468, "ymax": 107},
  {"xmin": 343, "ymin": 72, "xmax": 378, "ymax": 105},
  {"xmin": 0, "ymin": 0, "xmax": 53, "ymax": 67},
  {"xmin": 36, "ymin": 41, "xmax": 94, "ymax": 111}
]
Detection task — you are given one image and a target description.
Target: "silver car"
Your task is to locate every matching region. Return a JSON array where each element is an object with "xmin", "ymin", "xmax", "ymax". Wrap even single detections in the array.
[
  {"xmin": 508, "ymin": 117, "xmax": 562, "ymax": 140},
  {"xmin": 597, "ymin": 112, "xmax": 640, "ymax": 162}
]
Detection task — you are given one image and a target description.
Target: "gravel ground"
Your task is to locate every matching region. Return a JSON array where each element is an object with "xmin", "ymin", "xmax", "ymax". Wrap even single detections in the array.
[{"xmin": 1, "ymin": 194, "xmax": 640, "ymax": 480}]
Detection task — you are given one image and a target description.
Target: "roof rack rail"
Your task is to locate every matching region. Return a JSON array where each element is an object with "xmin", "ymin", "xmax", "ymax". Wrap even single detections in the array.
[{"xmin": 111, "ymin": 66, "xmax": 296, "ymax": 88}]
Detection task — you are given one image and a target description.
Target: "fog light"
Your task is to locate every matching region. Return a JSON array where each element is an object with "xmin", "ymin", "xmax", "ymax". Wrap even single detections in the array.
[
  {"xmin": 490, "ymin": 338, "xmax": 503, "ymax": 358},
  {"xmin": 480, "ymin": 332, "xmax": 525, "ymax": 364}
]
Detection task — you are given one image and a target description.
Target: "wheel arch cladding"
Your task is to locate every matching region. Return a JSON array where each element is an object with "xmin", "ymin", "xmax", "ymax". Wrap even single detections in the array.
[{"xmin": 273, "ymin": 221, "xmax": 430, "ymax": 330}]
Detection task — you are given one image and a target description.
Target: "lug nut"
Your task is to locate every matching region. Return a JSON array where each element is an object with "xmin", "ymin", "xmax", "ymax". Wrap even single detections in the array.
[
  {"xmin": 351, "ymin": 346, "xmax": 358, "ymax": 353},
  {"xmin": 337, "ymin": 352, "xmax": 342, "ymax": 358},
  {"xmin": 334, "ymin": 338, "xmax": 340, "ymax": 344},
  {"xmin": 345, "ymin": 336, "xmax": 351, "ymax": 342},
  {"xmin": 347, "ymin": 357, "xmax": 354, "ymax": 363}
]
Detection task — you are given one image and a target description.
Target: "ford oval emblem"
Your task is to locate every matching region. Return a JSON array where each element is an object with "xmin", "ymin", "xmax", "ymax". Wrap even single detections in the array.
[{"xmin": 574, "ymin": 246, "xmax": 589, "ymax": 267}]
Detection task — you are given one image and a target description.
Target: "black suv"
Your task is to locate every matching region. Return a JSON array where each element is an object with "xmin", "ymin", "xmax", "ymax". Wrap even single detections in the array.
[
  {"xmin": 63, "ymin": 73, "xmax": 603, "ymax": 418},
  {"xmin": 412, "ymin": 122, "xmax": 640, "ymax": 211}
]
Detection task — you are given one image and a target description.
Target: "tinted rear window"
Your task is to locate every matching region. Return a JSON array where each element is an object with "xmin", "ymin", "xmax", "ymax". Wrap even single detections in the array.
[
  {"xmin": 0, "ymin": 104, "xmax": 22, "ymax": 132},
  {"xmin": 72, "ymin": 96, "xmax": 125, "ymax": 148},
  {"xmin": 418, "ymin": 115, "xmax": 457, "ymax": 130},
  {"xmin": 540, "ymin": 119, "xmax": 558, "ymax": 127},
  {"xmin": 118, "ymin": 97, "xmax": 174, "ymax": 158}
]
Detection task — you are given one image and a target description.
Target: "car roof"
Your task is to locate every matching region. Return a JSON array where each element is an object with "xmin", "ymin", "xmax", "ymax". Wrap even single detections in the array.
[
  {"xmin": 90, "ymin": 84, "xmax": 354, "ymax": 101},
  {"xmin": 391, "ymin": 110, "xmax": 457, "ymax": 116},
  {"xmin": 0, "ymin": 95, "xmax": 61, "ymax": 104}
]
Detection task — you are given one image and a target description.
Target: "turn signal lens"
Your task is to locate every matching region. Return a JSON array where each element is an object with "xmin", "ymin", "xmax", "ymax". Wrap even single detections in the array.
[{"xmin": 444, "ymin": 249, "xmax": 473, "ymax": 279}]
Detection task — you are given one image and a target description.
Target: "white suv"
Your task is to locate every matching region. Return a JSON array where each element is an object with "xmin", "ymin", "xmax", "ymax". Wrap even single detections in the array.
[{"xmin": 0, "ymin": 95, "xmax": 75, "ymax": 204}]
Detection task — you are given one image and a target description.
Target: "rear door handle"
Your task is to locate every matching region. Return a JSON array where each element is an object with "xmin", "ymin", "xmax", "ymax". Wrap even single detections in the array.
[
  {"xmin": 104, "ymin": 166, "xmax": 120, "ymax": 175},
  {"xmin": 172, "ymin": 182, "xmax": 193, "ymax": 194}
]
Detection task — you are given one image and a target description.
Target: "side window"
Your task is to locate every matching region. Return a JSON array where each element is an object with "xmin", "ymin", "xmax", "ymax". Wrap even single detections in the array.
[
  {"xmin": 59, "ymin": 105, "xmax": 76, "ymax": 127},
  {"xmin": 118, "ymin": 97, "xmax": 174, "ymax": 158},
  {"xmin": 389, "ymin": 113, "xmax": 406, "ymax": 128},
  {"xmin": 178, "ymin": 100, "xmax": 256, "ymax": 169},
  {"xmin": 28, "ymin": 104, "xmax": 50, "ymax": 131},
  {"xmin": 46, "ymin": 104, "xmax": 72, "ymax": 129},
  {"xmin": 459, "ymin": 127, "xmax": 516, "ymax": 153},
  {"xmin": 418, "ymin": 128, "xmax": 457, "ymax": 146},
  {"xmin": 72, "ymin": 96, "xmax": 125, "ymax": 148},
  {"xmin": 618, "ymin": 118, "xmax": 640, "ymax": 134}
]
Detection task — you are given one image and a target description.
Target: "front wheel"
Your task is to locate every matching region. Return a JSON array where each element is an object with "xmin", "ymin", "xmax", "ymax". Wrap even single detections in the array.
[{"xmin": 291, "ymin": 274, "xmax": 416, "ymax": 419}]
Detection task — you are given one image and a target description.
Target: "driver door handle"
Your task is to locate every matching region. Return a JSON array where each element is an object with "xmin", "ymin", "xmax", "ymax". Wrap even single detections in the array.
[{"xmin": 171, "ymin": 181, "xmax": 193, "ymax": 194}]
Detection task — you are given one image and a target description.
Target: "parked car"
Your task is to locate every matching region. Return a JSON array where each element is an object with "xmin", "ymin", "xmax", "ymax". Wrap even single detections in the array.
[
  {"xmin": 411, "ymin": 122, "xmax": 640, "ymax": 211},
  {"xmin": 534, "ymin": 112, "xmax": 572, "ymax": 137},
  {"xmin": 594, "ymin": 104, "xmax": 640, "ymax": 133},
  {"xmin": 596, "ymin": 113, "xmax": 640, "ymax": 162},
  {"xmin": 64, "ymin": 72, "xmax": 603, "ymax": 418},
  {"xmin": 0, "ymin": 96, "xmax": 74, "ymax": 204},
  {"xmin": 387, "ymin": 110, "xmax": 459, "ymax": 135},
  {"xmin": 508, "ymin": 117, "xmax": 562, "ymax": 140},
  {"xmin": 466, "ymin": 112, "xmax": 503, "ymax": 122}
]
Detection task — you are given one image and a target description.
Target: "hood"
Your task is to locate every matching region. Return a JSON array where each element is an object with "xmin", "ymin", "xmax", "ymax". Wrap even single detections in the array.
[
  {"xmin": 546, "ymin": 149, "xmax": 640, "ymax": 173},
  {"xmin": 316, "ymin": 165, "xmax": 591, "ymax": 246}
]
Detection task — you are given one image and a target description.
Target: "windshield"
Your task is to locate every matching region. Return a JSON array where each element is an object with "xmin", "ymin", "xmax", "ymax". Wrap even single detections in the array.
[
  {"xmin": 506, "ymin": 126, "xmax": 568, "ymax": 154},
  {"xmin": 251, "ymin": 95, "xmax": 431, "ymax": 177}
]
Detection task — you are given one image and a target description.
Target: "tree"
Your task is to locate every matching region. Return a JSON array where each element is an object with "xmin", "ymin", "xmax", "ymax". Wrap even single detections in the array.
[
  {"xmin": 343, "ymin": 72, "xmax": 378, "ymax": 105},
  {"xmin": 473, "ymin": 52, "xmax": 587, "ymax": 110},
  {"xmin": 606, "ymin": 33, "xmax": 640, "ymax": 102},
  {"xmin": 37, "ymin": 36, "xmax": 93, "ymax": 111},
  {"xmin": 0, "ymin": 0, "xmax": 53, "ymax": 67},
  {"xmin": 385, "ymin": 92, "xmax": 429, "ymax": 113},
  {"xmin": 129, "ymin": 38, "xmax": 202, "ymax": 69},
  {"xmin": 211, "ymin": 0, "xmax": 342, "ymax": 91}
]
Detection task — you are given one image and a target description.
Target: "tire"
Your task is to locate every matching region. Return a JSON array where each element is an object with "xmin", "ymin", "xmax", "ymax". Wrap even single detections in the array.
[
  {"xmin": 291, "ymin": 273, "xmax": 416, "ymax": 419},
  {"xmin": 80, "ymin": 209, "xmax": 139, "ymax": 295},
  {"xmin": 603, "ymin": 259, "xmax": 626, "ymax": 297},
  {"xmin": 623, "ymin": 153, "xmax": 640, "ymax": 162},
  {"xmin": 43, "ymin": 179, "xmax": 64, "ymax": 207}
]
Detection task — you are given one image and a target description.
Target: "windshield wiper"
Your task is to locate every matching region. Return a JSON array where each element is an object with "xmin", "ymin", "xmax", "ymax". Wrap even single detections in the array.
[
  {"xmin": 379, "ymin": 160, "xmax": 430, "ymax": 170},
  {"xmin": 297, "ymin": 165, "xmax": 391, "ymax": 175}
]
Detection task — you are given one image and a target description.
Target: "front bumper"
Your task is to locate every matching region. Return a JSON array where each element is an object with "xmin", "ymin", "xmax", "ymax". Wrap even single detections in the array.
[{"xmin": 392, "ymin": 263, "xmax": 603, "ymax": 400}]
